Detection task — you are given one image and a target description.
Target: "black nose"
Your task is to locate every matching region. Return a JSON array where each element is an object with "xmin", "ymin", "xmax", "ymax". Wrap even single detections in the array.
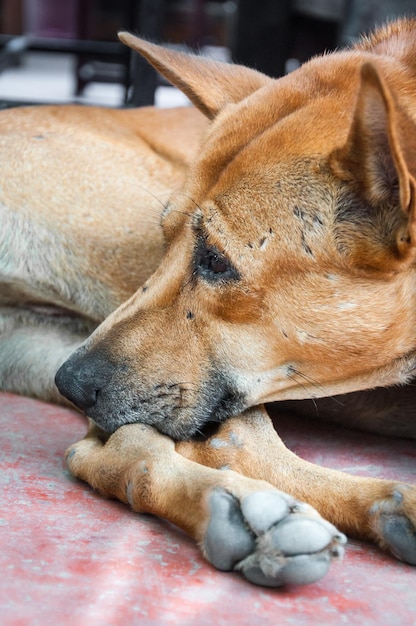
[{"xmin": 55, "ymin": 349, "xmax": 115, "ymax": 411}]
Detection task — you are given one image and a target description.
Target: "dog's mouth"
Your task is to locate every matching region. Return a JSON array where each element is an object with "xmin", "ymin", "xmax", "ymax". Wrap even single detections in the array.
[
  {"xmin": 84, "ymin": 376, "xmax": 246, "ymax": 440},
  {"xmin": 56, "ymin": 351, "xmax": 247, "ymax": 440},
  {"xmin": 199, "ymin": 374, "xmax": 247, "ymax": 431}
]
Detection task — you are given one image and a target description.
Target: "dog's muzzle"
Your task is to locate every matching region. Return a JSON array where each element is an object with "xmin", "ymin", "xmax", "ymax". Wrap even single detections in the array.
[{"xmin": 55, "ymin": 347, "xmax": 247, "ymax": 439}]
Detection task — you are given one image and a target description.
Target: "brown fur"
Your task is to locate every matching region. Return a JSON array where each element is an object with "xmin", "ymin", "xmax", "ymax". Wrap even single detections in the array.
[{"xmin": 2, "ymin": 19, "xmax": 416, "ymax": 584}]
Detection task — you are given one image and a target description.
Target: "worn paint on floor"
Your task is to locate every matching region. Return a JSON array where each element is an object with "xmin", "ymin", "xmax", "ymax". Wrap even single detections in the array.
[{"xmin": 1, "ymin": 392, "xmax": 415, "ymax": 626}]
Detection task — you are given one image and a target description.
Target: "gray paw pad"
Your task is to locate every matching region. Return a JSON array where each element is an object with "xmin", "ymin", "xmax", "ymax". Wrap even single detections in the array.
[
  {"xmin": 204, "ymin": 490, "xmax": 255, "ymax": 570},
  {"xmin": 204, "ymin": 489, "xmax": 346, "ymax": 587},
  {"xmin": 240, "ymin": 491, "xmax": 291, "ymax": 534},
  {"xmin": 238, "ymin": 552, "xmax": 332, "ymax": 587}
]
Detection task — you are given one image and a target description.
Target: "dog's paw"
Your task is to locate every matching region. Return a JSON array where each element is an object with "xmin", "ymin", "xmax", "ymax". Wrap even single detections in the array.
[
  {"xmin": 203, "ymin": 488, "xmax": 346, "ymax": 587},
  {"xmin": 370, "ymin": 485, "xmax": 416, "ymax": 565}
]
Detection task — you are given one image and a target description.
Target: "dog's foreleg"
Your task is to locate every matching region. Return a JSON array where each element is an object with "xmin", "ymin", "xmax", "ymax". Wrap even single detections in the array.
[
  {"xmin": 0, "ymin": 309, "xmax": 93, "ymax": 402},
  {"xmin": 67, "ymin": 406, "xmax": 416, "ymax": 586},
  {"xmin": 178, "ymin": 407, "xmax": 416, "ymax": 568},
  {"xmin": 66, "ymin": 418, "xmax": 346, "ymax": 588}
]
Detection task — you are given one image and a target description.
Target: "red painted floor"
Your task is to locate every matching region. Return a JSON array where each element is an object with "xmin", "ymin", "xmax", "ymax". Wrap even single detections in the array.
[{"xmin": 1, "ymin": 392, "xmax": 415, "ymax": 626}]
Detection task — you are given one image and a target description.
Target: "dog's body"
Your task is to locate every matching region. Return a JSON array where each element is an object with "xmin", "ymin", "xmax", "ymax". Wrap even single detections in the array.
[{"xmin": 1, "ymin": 19, "xmax": 416, "ymax": 587}]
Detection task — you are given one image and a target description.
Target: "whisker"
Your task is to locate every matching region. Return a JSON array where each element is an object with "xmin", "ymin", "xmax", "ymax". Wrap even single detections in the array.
[
  {"xmin": 288, "ymin": 372, "xmax": 319, "ymax": 415},
  {"xmin": 136, "ymin": 185, "xmax": 203, "ymax": 212},
  {"xmin": 130, "ymin": 182, "xmax": 170, "ymax": 213},
  {"xmin": 165, "ymin": 208, "xmax": 194, "ymax": 219},
  {"xmin": 119, "ymin": 183, "xmax": 196, "ymax": 230},
  {"xmin": 289, "ymin": 368, "xmax": 345, "ymax": 408},
  {"xmin": 165, "ymin": 189, "xmax": 203, "ymax": 212},
  {"xmin": 128, "ymin": 183, "xmax": 206, "ymax": 231},
  {"xmin": 180, "ymin": 273, "xmax": 196, "ymax": 291}
]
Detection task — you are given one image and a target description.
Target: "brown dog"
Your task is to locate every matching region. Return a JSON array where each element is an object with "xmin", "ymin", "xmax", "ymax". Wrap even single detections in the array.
[{"xmin": 1, "ymin": 19, "xmax": 416, "ymax": 587}]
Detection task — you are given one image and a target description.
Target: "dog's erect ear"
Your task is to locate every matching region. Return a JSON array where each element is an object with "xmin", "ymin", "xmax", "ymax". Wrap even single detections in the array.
[
  {"xmin": 119, "ymin": 32, "xmax": 271, "ymax": 118},
  {"xmin": 330, "ymin": 62, "xmax": 416, "ymax": 270}
]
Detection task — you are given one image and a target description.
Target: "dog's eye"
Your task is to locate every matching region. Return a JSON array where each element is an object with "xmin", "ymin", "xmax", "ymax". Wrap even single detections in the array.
[{"xmin": 194, "ymin": 239, "xmax": 239, "ymax": 282}]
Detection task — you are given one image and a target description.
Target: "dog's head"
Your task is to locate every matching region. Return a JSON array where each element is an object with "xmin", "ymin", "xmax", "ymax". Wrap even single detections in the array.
[{"xmin": 56, "ymin": 22, "xmax": 416, "ymax": 438}]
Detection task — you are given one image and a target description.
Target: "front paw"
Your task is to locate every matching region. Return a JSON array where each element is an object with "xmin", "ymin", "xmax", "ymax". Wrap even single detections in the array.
[
  {"xmin": 370, "ymin": 484, "xmax": 416, "ymax": 565},
  {"xmin": 203, "ymin": 488, "xmax": 346, "ymax": 587},
  {"xmin": 65, "ymin": 423, "xmax": 170, "ymax": 499},
  {"xmin": 66, "ymin": 435, "xmax": 111, "ymax": 493}
]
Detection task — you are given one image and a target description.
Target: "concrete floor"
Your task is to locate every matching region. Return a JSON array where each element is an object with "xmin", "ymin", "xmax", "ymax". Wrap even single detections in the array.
[{"xmin": 1, "ymin": 392, "xmax": 416, "ymax": 626}]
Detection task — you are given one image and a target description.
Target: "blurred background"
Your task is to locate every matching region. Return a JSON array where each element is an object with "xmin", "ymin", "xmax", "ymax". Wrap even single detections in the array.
[{"xmin": 0, "ymin": 0, "xmax": 415, "ymax": 109}]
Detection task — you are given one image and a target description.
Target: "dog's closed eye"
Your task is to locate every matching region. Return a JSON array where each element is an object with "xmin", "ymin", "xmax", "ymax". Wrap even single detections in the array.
[{"xmin": 194, "ymin": 237, "xmax": 240, "ymax": 283}]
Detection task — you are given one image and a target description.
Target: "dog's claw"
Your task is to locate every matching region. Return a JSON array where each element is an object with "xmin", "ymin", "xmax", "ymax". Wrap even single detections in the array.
[{"xmin": 204, "ymin": 488, "xmax": 346, "ymax": 587}]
